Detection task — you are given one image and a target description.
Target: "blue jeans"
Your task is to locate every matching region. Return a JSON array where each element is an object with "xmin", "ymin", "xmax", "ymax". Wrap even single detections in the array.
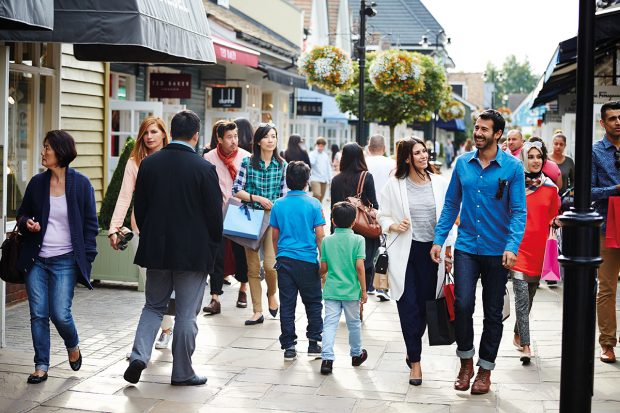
[
  {"xmin": 275, "ymin": 256, "xmax": 323, "ymax": 349},
  {"xmin": 454, "ymin": 249, "xmax": 508, "ymax": 370},
  {"xmin": 25, "ymin": 252, "xmax": 80, "ymax": 372},
  {"xmin": 321, "ymin": 300, "xmax": 362, "ymax": 361}
]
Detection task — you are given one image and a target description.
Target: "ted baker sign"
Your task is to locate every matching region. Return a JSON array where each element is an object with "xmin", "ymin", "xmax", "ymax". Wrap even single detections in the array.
[{"xmin": 150, "ymin": 73, "xmax": 192, "ymax": 99}]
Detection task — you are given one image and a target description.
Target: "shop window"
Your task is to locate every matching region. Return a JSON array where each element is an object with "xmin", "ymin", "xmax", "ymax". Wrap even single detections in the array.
[
  {"xmin": 109, "ymin": 72, "xmax": 136, "ymax": 100},
  {"xmin": 261, "ymin": 92, "xmax": 274, "ymax": 123}
]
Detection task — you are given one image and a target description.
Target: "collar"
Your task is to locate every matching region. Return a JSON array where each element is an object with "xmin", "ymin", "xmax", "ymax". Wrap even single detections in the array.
[
  {"xmin": 469, "ymin": 145, "xmax": 504, "ymax": 166},
  {"xmin": 170, "ymin": 140, "xmax": 196, "ymax": 151},
  {"xmin": 286, "ymin": 190, "xmax": 307, "ymax": 196},
  {"xmin": 602, "ymin": 134, "xmax": 616, "ymax": 150},
  {"xmin": 334, "ymin": 228, "xmax": 354, "ymax": 234}
]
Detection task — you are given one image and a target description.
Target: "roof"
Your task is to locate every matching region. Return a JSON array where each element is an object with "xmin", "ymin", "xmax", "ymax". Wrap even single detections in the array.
[{"xmin": 350, "ymin": 0, "xmax": 445, "ymax": 49}]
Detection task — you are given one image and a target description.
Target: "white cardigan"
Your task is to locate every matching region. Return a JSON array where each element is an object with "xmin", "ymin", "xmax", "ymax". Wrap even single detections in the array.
[{"xmin": 377, "ymin": 173, "xmax": 456, "ymax": 301}]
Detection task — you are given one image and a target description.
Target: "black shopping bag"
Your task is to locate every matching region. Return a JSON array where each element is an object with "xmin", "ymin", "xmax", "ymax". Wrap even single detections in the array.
[{"xmin": 426, "ymin": 296, "xmax": 456, "ymax": 346}]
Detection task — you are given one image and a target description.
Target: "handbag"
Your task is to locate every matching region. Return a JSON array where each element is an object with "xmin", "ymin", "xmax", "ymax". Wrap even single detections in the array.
[
  {"xmin": 443, "ymin": 269, "xmax": 456, "ymax": 322},
  {"xmin": 0, "ymin": 223, "xmax": 25, "ymax": 284},
  {"xmin": 426, "ymin": 270, "xmax": 456, "ymax": 346},
  {"xmin": 502, "ymin": 287, "xmax": 510, "ymax": 321},
  {"xmin": 542, "ymin": 227, "xmax": 561, "ymax": 281},
  {"xmin": 223, "ymin": 198, "xmax": 271, "ymax": 251},
  {"xmin": 373, "ymin": 234, "xmax": 398, "ymax": 290},
  {"xmin": 346, "ymin": 171, "xmax": 381, "ymax": 239}
]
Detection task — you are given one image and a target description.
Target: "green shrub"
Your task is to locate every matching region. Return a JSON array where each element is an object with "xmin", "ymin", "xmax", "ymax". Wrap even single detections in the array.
[{"xmin": 98, "ymin": 138, "xmax": 135, "ymax": 230}]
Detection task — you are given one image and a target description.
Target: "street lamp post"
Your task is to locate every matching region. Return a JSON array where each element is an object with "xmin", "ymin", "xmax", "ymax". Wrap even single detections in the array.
[
  {"xmin": 558, "ymin": 1, "xmax": 600, "ymax": 412},
  {"xmin": 356, "ymin": 1, "xmax": 376, "ymax": 147}
]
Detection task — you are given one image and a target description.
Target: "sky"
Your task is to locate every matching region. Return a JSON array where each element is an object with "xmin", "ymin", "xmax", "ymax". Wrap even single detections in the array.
[{"xmin": 421, "ymin": 0, "xmax": 581, "ymax": 76}]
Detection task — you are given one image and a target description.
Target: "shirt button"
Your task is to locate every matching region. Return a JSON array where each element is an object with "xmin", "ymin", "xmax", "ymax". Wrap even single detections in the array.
[
  {"xmin": 477, "ymin": 205, "xmax": 480, "ymax": 208},
  {"xmin": 477, "ymin": 219, "xmax": 480, "ymax": 222},
  {"xmin": 477, "ymin": 235, "xmax": 480, "ymax": 237},
  {"xmin": 477, "ymin": 190, "xmax": 481, "ymax": 193},
  {"xmin": 480, "ymin": 176, "xmax": 483, "ymax": 178}
]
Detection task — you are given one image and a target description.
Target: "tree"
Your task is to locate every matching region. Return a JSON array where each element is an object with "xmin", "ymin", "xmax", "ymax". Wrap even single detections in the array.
[
  {"xmin": 486, "ymin": 55, "xmax": 538, "ymax": 103},
  {"xmin": 336, "ymin": 52, "xmax": 451, "ymax": 148}
]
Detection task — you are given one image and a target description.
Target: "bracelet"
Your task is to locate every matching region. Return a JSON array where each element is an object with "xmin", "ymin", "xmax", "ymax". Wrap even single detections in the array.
[{"xmin": 250, "ymin": 194, "xmax": 254, "ymax": 203}]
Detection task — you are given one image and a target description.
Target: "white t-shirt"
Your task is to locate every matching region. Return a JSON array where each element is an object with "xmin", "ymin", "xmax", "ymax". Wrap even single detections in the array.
[{"xmin": 365, "ymin": 155, "xmax": 396, "ymax": 196}]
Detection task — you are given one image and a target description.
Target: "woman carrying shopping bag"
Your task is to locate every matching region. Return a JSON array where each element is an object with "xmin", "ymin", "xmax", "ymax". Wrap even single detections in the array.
[
  {"xmin": 232, "ymin": 123, "xmax": 287, "ymax": 325},
  {"xmin": 377, "ymin": 137, "xmax": 455, "ymax": 386},
  {"xmin": 511, "ymin": 140, "xmax": 561, "ymax": 364}
]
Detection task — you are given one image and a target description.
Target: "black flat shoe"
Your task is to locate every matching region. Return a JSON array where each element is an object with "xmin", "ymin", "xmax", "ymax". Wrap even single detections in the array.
[
  {"xmin": 269, "ymin": 307, "xmax": 279, "ymax": 317},
  {"xmin": 171, "ymin": 374, "xmax": 208, "ymax": 386},
  {"xmin": 124, "ymin": 359, "xmax": 146, "ymax": 384},
  {"xmin": 69, "ymin": 349, "xmax": 82, "ymax": 371},
  {"xmin": 27, "ymin": 372, "xmax": 48, "ymax": 384},
  {"xmin": 244, "ymin": 315, "xmax": 264, "ymax": 325}
]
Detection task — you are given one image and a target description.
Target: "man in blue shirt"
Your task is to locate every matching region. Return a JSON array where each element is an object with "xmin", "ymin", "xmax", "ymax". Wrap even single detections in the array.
[
  {"xmin": 592, "ymin": 100, "xmax": 620, "ymax": 364},
  {"xmin": 270, "ymin": 161, "xmax": 326, "ymax": 361},
  {"xmin": 431, "ymin": 109, "xmax": 526, "ymax": 395}
]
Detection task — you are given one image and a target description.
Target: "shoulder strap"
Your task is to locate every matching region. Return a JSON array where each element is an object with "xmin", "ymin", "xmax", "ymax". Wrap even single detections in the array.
[{"xmin": 356, "ymin": 171, "xmax": 367, "ymax": 196}]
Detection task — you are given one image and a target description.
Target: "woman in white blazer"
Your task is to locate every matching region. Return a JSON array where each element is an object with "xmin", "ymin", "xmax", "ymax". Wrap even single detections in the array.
[{"xmin": 378, "ymin": 137, "xmax": 455, "ymax": 386}]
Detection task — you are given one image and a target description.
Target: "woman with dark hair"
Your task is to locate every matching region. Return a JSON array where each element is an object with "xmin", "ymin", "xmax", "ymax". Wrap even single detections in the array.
[
  {"xmin": 529, "ymin": 136, "xmax": 563, "ymax": 188},
  {"xmin": 330, "ymin": 142, "xmax": 379, "ymax": 295},
  {"xmin": 548, "ymin": 133, "xmax": 574, "ymax": 194},
  {"xmin": 233, "ymin": 118, "xmax": 254, "ymax": 152},
  {"xmin": 331, "ymin": 143, "xmax": 341, "ymax": 173},
  {"xmin": 511, "ymin": 140, "xmax": 560, "ymax": 364},
  {"xmin": 283, "ymin": 134, "xmax": 311, "ymax": 167},
  {"xmin": 203, "ymin": 120, "xmax": 227, "ymax": 155},
  {"xmin": 17, "ymin": 130, "xmax": 98, "ymax": 383},
  {"xmin": 108, "ymin": 116, "xmax": 173, "ymax": 351},
  {"xmin": 377, "ymin": 136, "xmax": 454, "ymax": 386},
  {"xmin": 232, "ymin": 123, "xmax": 287, "ymax": 325}
]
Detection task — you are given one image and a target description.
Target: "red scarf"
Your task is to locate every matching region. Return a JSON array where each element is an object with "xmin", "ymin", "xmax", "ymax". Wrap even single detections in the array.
[{"xmin": 216, "ymin": 144, "xmax": 239, "ymax": 180}]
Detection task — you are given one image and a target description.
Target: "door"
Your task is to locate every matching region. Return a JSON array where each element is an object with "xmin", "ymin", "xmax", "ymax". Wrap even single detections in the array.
[{"xmin": 108, "ymin": 100, "xmax": 163, "ymax": 183}]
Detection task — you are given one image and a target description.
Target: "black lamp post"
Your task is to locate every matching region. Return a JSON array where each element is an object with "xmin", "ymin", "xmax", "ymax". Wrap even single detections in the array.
[
  {"xmin": 356, "ymin": 0, "xmax": 376, "ymax": 147},
  {"xmin": 558, "ymin": 1, "xmax": 600, "ymax": 412}
]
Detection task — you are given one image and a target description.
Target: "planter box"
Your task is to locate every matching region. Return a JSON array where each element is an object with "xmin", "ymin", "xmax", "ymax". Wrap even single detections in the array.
[{"xmin": 91, "ymin": 231, "xmax": 144, "ymax": 291}]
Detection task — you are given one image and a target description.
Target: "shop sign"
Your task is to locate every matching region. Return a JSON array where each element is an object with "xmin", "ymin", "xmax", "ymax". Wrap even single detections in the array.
[
  {"xmin": 150, "ymin": 73, "xmax": 192, "ymax": 99},
  {"xmin": 296, "ymin": 101, "xmax": 323, "ymax": 116},
  {"xmin": 558, "ymin": 86, "xmax": 620, "ymax": 115},
  {"xmin": 212, "ymin": 87, "xmax": 242, "ymax": 108}
]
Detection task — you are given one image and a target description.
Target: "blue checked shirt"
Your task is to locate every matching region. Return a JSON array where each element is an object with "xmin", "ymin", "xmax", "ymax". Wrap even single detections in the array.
[
  {"xmin": 434, "ymin": 146, "xmax": 527, "ymax": 255},
  {"xmin": 592, "ymin": 135, "xmax": 620, "ymax": 233},
  {"xmin": 232, "ymin": 156, "xmax": 287, "ymax": 209}
]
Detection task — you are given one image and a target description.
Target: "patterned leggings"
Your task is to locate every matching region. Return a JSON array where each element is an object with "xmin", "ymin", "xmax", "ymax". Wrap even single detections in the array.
[{"xmin": 512, "ymin": 278, "xmax": 539, "ymax": 346}]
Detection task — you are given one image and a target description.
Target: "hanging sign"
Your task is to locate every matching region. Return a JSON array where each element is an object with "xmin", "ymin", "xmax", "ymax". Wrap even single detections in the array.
[
  {"xmin": 212, "ymin": 87, "xmax": 243, "ymax": 108},
  {"xmin": 150, "ymin": 73, "xmax": 192, "ymax": 99},
  {"xmin": 296, "ymin": 101, "xmax": 323, "ymax": 116}
]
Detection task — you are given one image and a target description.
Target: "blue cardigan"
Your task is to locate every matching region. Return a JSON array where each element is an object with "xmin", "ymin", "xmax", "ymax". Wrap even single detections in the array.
[{"xmin": 17, "ymin": 168, "xmax": 98, "ymax": 289}]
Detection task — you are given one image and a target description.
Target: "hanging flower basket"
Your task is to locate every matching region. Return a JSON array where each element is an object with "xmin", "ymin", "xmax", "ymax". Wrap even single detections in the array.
[
  {"xmin": 298, "ymin": 45, "xmax": 354, "ymax": 93},
  {"xmin": 368, "ymin": 49, "xmax": 424, "ymax": 94},
  {"xmin": 497, "ymin": 106, "xmax": 512, "ymax": 123},
  {"xmin": 439, "ymin": 100, "xmax": 466, "ymax": 121}
]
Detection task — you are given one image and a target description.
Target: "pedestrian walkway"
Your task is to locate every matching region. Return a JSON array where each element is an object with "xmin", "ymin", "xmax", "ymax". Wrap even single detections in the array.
[{"xmin": 1, "ymin": 278, "xmax": 619, "ymax": 413}]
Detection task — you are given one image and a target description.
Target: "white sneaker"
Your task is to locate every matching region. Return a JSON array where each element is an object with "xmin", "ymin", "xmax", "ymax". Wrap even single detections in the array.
[
  {"xmin": 125, "ymin": 352, "xmax": 132, "ymax": 359},
  {"xmin": 376, "ymin": 290, "xmax": 391, "ymax": 301},
  {"xmin": 155, "ymin": 331, "xmax": 172, "ymax": 349}
]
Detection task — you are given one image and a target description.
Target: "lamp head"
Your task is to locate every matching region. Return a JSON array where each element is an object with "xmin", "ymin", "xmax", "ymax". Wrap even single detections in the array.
[{"xmin": 364, "ymin": 2, "xmax": 377, "ymax": 17}]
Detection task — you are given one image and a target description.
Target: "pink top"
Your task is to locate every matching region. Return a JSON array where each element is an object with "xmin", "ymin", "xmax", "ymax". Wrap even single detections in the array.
[
  {"xmin": 108, "ymin": 158, "xmax": 139, "ymax": 235},
  {"xmin": 40, "ymin": 195, "xmax": 73, "ymax": 258},
  {"xmin": 204, "ymin": 148, "xmax": 251, "ymax": 209}
]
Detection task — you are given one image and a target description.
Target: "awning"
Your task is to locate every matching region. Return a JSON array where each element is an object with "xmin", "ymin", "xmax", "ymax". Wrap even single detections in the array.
[
  {"xmin": 0, "ymin": 0, "xmax": 216, "ymax": 65},
  {"xmin": 212, "ymin": 36, "xmax": 259, "ymax": 68},
  {"xmin": 532, "ymin": 7, "xmax": 620, "ymax": 108},
  {"xmin": 259, "ymin": 63, "xmax": 308, "ymax": 89},
  {"xmin": 437, "ymin": 118, "xmax": 466, "ymax": 132},
  {"xmin": 0, "ymin": 0, "xmax": 53, "ymax": 31}
]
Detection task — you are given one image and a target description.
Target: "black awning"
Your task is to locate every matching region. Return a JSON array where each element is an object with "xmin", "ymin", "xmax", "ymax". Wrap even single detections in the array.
[
  {"xmin": 0, "ymin": 0, "xmax": 216, "ymax": 65},
  {"xmin": 259, "ymin": 63, "xmax": 308, "ymax": 89},
  {"xmin": 0, "ymin": 0, "xmax": 53, "ymax": 31}
]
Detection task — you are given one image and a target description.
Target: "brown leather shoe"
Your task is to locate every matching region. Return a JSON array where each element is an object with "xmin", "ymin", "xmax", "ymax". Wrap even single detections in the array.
[
  {"xmin": 236, "ymin": 291, "xmax": 247, "ymax": 308},
  {"xmin": 203, "ymin": 299, "xmax": 221, "ymax": 315},
  {"xmin": 600, "ymin": 346, "xmax": 616, "ymax": 363},
  {"xmin": 454, "ymin": 358, "xmax": 474, "ymax": 391},
  {"xmin": 471, "ymin": 367, "xmax": 492, "ymax": 395}
]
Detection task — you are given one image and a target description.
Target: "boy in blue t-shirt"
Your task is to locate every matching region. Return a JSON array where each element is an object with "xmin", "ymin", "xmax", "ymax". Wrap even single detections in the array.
[
  {"xmin": 319, "ymin": 202, "xmax": 368, "ymax": 375},
  {"xmin": 270, "ymin": 161, "xmax": 326, "ymax": 361}
]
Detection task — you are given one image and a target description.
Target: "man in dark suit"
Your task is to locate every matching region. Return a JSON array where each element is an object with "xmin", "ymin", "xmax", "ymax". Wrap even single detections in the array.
[{"xmin": 124, "ymin": 110, "xmax": 223, "ymax": 386}]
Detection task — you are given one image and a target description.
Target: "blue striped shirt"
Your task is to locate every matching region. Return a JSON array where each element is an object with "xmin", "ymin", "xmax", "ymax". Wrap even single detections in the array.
[
  {"xmin": 592, "ymin": 135, "xmax": 620, "ymax": 233},
  {"xmin": 434, "ymin": 146, "xmax": 527, "ymax": 255}
]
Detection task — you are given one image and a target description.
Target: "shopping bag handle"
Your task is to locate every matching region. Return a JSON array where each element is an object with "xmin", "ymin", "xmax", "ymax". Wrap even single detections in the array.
[{"xmin": 239, "ymin": 204, "xmax": 252, "ymax": 220}]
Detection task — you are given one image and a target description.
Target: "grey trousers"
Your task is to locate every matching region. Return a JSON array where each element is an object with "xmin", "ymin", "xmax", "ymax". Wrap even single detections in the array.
[
  {"xmin": 130, "ymin": 269, "xmax": 207, "ymax": 382},
  {"xmin": 512, "ymin": 278, "xmax": 539, "ymax": 346}
]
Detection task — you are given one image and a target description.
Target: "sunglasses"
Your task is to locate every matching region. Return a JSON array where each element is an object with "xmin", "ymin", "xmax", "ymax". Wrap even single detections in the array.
[
  {"xmin": 258, "ymin": 122, "xmax": 276, "ymax": 128},
  {"xmin": 615, "ymin": 150, "xmax": 620, "ymax": 169}
]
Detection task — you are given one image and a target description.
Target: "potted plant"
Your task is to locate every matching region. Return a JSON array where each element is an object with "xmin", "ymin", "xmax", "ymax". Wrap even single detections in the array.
[{"xmin": 90, "ymin": 139, "xmax": 144, "ymax": 290}]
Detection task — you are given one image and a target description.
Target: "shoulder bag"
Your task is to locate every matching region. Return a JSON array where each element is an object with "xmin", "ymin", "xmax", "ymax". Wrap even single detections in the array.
[
  {"xmin": 346, "ymin": 171, "xmax": 381, "ymax": 239},
  {"xmin": 0, "ymin": 223, "xmax": 25, "ymax": 284}
]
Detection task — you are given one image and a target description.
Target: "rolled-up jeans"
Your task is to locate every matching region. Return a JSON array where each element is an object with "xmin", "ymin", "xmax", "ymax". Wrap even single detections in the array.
[
  {"xmin": 453, "ymin": 249, "xmax": 508, "ymax": 371},
  {"xmin": 25, "ymin": 252, "xmax": 80, "ymax": 372}
]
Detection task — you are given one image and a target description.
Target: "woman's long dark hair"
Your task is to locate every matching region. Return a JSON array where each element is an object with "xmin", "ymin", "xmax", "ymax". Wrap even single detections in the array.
[
  {"xmin": 234, "ymin": 118, "xmax": 253, "ymax": 152},
  {"xmin": 337, "ymin": 142, "xmax": 368, "ymax": 191},
  {"xmin": 394, "ymin": 137, "xmax": 437, "ymax": 179},
  {"xmin": 251, "ymin": 124, "xmax": 283, "ymax": 169},
  {"xmin": 331, "ymin": 144, "xmax": 340, "ymax": 162},
  {"xmin": 284, "ymin": 134, "xmax": 304, "ymax": 161}
]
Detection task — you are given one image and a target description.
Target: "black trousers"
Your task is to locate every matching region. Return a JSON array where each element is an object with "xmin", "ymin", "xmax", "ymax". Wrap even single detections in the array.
[
  {"xmin": 210, "ymin": 239, "xmax": 249, "ymax": 295},
  {"xmin": 364, "ymin": 236, "xmax": 380, "ymax": 291}
]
